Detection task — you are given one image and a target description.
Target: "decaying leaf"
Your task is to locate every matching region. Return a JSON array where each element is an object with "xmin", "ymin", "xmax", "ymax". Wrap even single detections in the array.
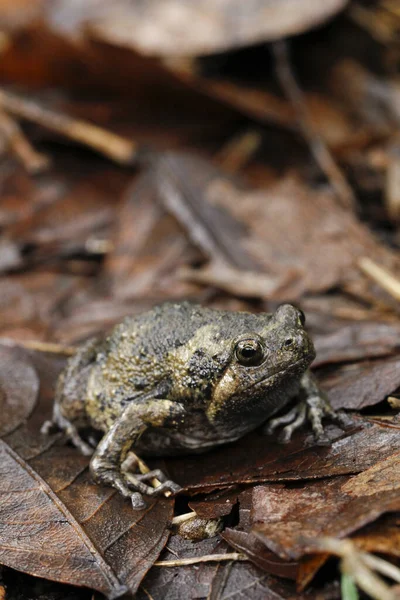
[
  {"xmin": 251, "ymin": 452, "xmax": 400, "ymax": 560},
  {"xmin": 0, "ymin": 437, "xmax": 173, "ymax": 597},
  {"xmin": 0, "ymin": 439, "xmax": 126, "ymax": 598},
  {"xmin": 164, "ymin": 419, "xmax": 400, "ymax": 493},
  {"xmin": 82, "ymin": 0, "xmax": 349, "ymax": 57},
  {"xmin": 0, "ymin": 346, "xmax": 39, "ymax": 436},
  {"xmin": 150, "ymin": 153, "xmax": 400, "ymax": 300},
  {"xmin": 313, "ymin": 320, "xmax": 400, "ymax": 366},
  {"xmin": 137, "ymin": 535, "xmax": 321, "ymax": 600},
  {"xmin": 320, "ymin": 357, "xmax": 400, "ymax": 410}
]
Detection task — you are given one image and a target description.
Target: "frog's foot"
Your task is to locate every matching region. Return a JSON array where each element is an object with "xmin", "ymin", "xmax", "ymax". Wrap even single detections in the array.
[
  {"xmin": 123, "ymin": 470, "xmax": 181, "ymax": 497},
  {"xmin": 41, "ymin": 415, "xmax": 94, "ymax": 456},
  {"xmin": 265, "ymin": 395, "xmax": 353, "ymax": 444},
  {"xmin": 90, "ymin": 457, "xmax": 181, "ymax": 510}
]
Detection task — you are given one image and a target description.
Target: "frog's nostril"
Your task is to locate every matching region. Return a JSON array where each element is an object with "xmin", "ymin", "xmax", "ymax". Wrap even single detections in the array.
[{"xmin": 284, "ymin": 338, "xmax": 294, "ymax": 348}]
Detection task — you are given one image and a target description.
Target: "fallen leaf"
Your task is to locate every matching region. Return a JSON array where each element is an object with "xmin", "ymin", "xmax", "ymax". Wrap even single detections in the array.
[
  {"xmin": 163, "ymin": 419, "xmax": 400, "ymax": 493},
  {"xmin": 0, "ymin": 439, "xmax": 126, "ymax": 598},
  {"xmin": 251, "ymin": 452, "xmax": 400, "ymax": 560},
  {"xmin": 320, "ymin": 357, "xmax": 400, "ymax": 410},
  {"xmin": 0, "ymin": 346, "xmax": 39, "ymax": 436},
  {"xmin": 313, "ymin": 321, "xmax": 400, "ymax": 366},
  {"xmin": 0, "ymin": 349, "xmax": 174, "ymax": 597},
  {"xmin": 84, "ymin": 0, "xmax": 349, "ymax": 57},
  {"xmin": 137, "ymin": 535, "xmax": 317, "ymax": 600}
]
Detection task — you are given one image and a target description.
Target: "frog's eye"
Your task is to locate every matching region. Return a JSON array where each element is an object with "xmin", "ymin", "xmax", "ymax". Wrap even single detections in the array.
[
  {"xmin": 298, "ymin": 309, "xmax": 306, "ymax": 327},
  {"xmin": 235, "ymin": 338, "xmax": 264, "ymax": 366}
]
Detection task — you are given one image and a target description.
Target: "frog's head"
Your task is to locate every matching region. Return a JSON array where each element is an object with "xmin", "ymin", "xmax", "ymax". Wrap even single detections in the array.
[{"xmin": 206, "ymin": 304, "xmax": 315, "ymax": 425}]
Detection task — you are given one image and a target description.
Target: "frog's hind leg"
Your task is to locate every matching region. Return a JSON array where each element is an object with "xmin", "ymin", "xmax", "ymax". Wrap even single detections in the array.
[
  {"xmin": 41, "ymin": 403, "xmax": 94, "ymax": 456},
  {"xmin": 41, "ymin": 337, "xmax": 100, "ymax": 455}
]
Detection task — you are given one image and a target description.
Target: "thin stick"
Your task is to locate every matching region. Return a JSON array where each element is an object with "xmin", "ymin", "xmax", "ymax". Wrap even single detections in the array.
[
  {"xmin": 0, "ymin": 109, "xmax": 50, "ymax": 173},
  {"xmin": 273, "ymin": 40, "xmax": 356, "ymax": 210},
  {"xmin": 154, "ymin": 553, "xmax": 248, "ymax": 567},
  {"xmin": 171, "ymin": 511, "xmax": 197, "ymax": 525},
  {"xmin": 359, "ymin": 257, "xmax": 400, "ymax": 301},
  {"xmin": 0, "ymin": 89, "xmax": 138, "ymax": 166},
  {"xmin": 314, "ymin": 538, "xmax": 399, "ymax": 600},
  {"xmin": 216, "ymin": 129, "xmax": 262, "ymax": 173},
  {"xmin": 0, "ymin": 338, "xmax": 76, "ymax": 356}
]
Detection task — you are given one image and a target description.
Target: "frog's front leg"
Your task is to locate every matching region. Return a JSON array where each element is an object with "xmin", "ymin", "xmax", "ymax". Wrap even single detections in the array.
[
  {"xmin": 265, "ymin": 370, "xmax": 353, "ymax": 444},
  {"xmin": 90, "ymin": 399, "xmax": 184, "ymax": 509}
]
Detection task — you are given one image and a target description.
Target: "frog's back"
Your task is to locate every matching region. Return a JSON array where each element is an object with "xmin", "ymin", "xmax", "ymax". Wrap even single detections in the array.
[{"xmin": 84, "ymin": 302, "xmax": 215, "ymax": 429}]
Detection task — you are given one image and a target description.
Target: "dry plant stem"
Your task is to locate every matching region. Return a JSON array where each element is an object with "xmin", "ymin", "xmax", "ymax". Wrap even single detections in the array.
[
  {"xmin": 0, "ymin": 109, "xmax": 49, "ymax": 173},
  {"xmin": 315, "ymin": 537, "xmax": 400, "ymax": 600},
  {"xmin": 215, "ymin": 129, "xmax": 262, "ymax": 173},
  {"xmin": 359, "ymin": 257, "xmax": 400, "ymax": 301},
  {"xmin": 154, "ymin": 553, "xmax": 248, "ymax": 567},
  {"xmin": 273, "ymin": 40, "xmax": 356, "ymax": 211},
  {"xmin": 171, "ymin": 511, "xmax": 198, "ymax": 526},
  {"xmin": 0, "ymin": 89, "xmax": 138, "ymax": 165},
  {"xmin": 0, "ymin": 338, "xmax": 76, "ymax": 356}
]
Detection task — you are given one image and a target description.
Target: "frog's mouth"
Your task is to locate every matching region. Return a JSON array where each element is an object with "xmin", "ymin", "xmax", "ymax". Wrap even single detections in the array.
[{"xmin": 241, "ymin": 356, "xmax": 310, "ymax": 394}]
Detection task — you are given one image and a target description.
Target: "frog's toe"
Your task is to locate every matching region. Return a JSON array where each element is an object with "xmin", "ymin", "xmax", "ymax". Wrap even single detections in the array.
[
  {"xmin": 263, "ymin": 405, "xmax": 299, "ymax": 435},
  {"xmin": 146, "ymin": 480, "xmax": 182, "ymax": 497},
  {"xmin": 41, "ymin": 419, "xmax": 55, "ymax": 435},
  {"xmin": 278, "ymin": 402, "xmax": 307, "ymax": 443},
  {"xmin": 331, "ymin": 409, "xmax": 355, "ymax": 429},
  {"xmin": 123, "ymin": 470, "xmax": 181, "ymax": 497},
  {"xmin": 306, "ymin": 395, "xmax": 354, "ymax": 442},
  {"xmin": 135, "ymin": 469, "xmax": 169, "ymax": 483},
  {"xmin": 131, "ymin": 492, "xmax": 146, "ymax": 510}
]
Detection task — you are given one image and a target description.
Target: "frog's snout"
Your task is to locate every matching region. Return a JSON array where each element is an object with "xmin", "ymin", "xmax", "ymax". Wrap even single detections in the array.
[{"xmin": 279, "ymin": 329, "xmax": 315, "ymax": 362}]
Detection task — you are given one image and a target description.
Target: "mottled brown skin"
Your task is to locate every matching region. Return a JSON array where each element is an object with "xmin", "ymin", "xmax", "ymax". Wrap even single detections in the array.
[{"xmin": 42, "ymin": 302, "xmax": 350, "ymax": 508}]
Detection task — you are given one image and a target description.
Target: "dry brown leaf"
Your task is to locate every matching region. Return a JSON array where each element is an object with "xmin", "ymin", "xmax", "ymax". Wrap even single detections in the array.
[
  {"xmin": 313, "ymin": 320, "xmax": 400, "ymax": 366},
  {"xmin": 0, "ymin": 437, "xmax": 173, "ymax": 597},
  {"xmin": 164, "ymin": 418, "xmax": 400, "ymax": 493},
  {"xmin": 0, "ymin": 346, "xmax": 39, "ymax": 436},
  {"xmin": 81, "ymin": 0, "xmax": 349, "ymax": 57},
  {"xmin": 320, "ymin": 357, "xmax": 400, "ymax": 410},
  {"xmin": 251, "ymin": 451, "xmax": 400, "ymax": 560}
]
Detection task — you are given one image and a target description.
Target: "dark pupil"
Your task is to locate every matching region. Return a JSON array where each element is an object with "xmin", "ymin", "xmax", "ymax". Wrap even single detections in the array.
[{"xmin": 241, "ymin": 345, "xmax": 256, "ymax": 357}]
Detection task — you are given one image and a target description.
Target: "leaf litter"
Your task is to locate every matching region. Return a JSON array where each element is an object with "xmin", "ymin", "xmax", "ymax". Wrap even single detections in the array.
[{"xmin": 0, "ymin": 2, "xmax": 400, "ymax": 599}]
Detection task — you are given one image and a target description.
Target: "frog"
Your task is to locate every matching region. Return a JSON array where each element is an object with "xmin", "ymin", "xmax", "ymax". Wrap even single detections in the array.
[{"xmin": 42, "ymin": 302, "xmax": 351, "ymax": 508}]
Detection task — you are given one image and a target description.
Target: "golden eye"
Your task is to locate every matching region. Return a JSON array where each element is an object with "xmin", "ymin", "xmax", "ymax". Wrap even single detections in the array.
[{"xmin": 235, "ymin": 339, "xmax": 264, "ymax": 366}]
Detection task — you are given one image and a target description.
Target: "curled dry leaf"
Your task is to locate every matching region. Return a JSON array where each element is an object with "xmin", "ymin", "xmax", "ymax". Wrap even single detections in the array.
[
  {"xmin": 0, "ymin": 346, "xmax": 39, "ymax": 436},
  {"xmin": 81, "ymin": 0, "xmax": 349, "ymax": 56},
  {"xmin": 222, "ymin": 528, "xmax": 299, "ymax": 580}
]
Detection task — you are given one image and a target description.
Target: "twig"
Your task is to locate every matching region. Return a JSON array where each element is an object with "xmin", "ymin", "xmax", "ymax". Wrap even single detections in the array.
[
  {"xmin": 273, "ymin": 40, "xmax": 356, "ymax": 210},
  {"xmin": 139, "ymin": 586, "xmax": 155, "ymax": 600},
  {"xmin": 0, "ymin": 89, "xmax": 138, "ymax": 166},
  {"xmin": 154, "ymin": 553, "xmax": 248, "ymax": 567},
  {"xmin": 171, "ymin": 511, "xmax": 198, "ymax": 526},
  {"xmin": 314, "ymin": 537, "xmax": 400, "ymax": 600},
  {"xmin": 0, "ymin": 109, "xmax": 50, "ymax": 173},
  {"xmin": 215, "ymin": 129, "xmax": 262, "ymax": 173},
  {"xmin": 358, "ymin": 257, "xmax": 400, "ymax": 301},
  {"xmin": 0, "ymin": 338, "xmax": 76, "ymax": 356}
]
